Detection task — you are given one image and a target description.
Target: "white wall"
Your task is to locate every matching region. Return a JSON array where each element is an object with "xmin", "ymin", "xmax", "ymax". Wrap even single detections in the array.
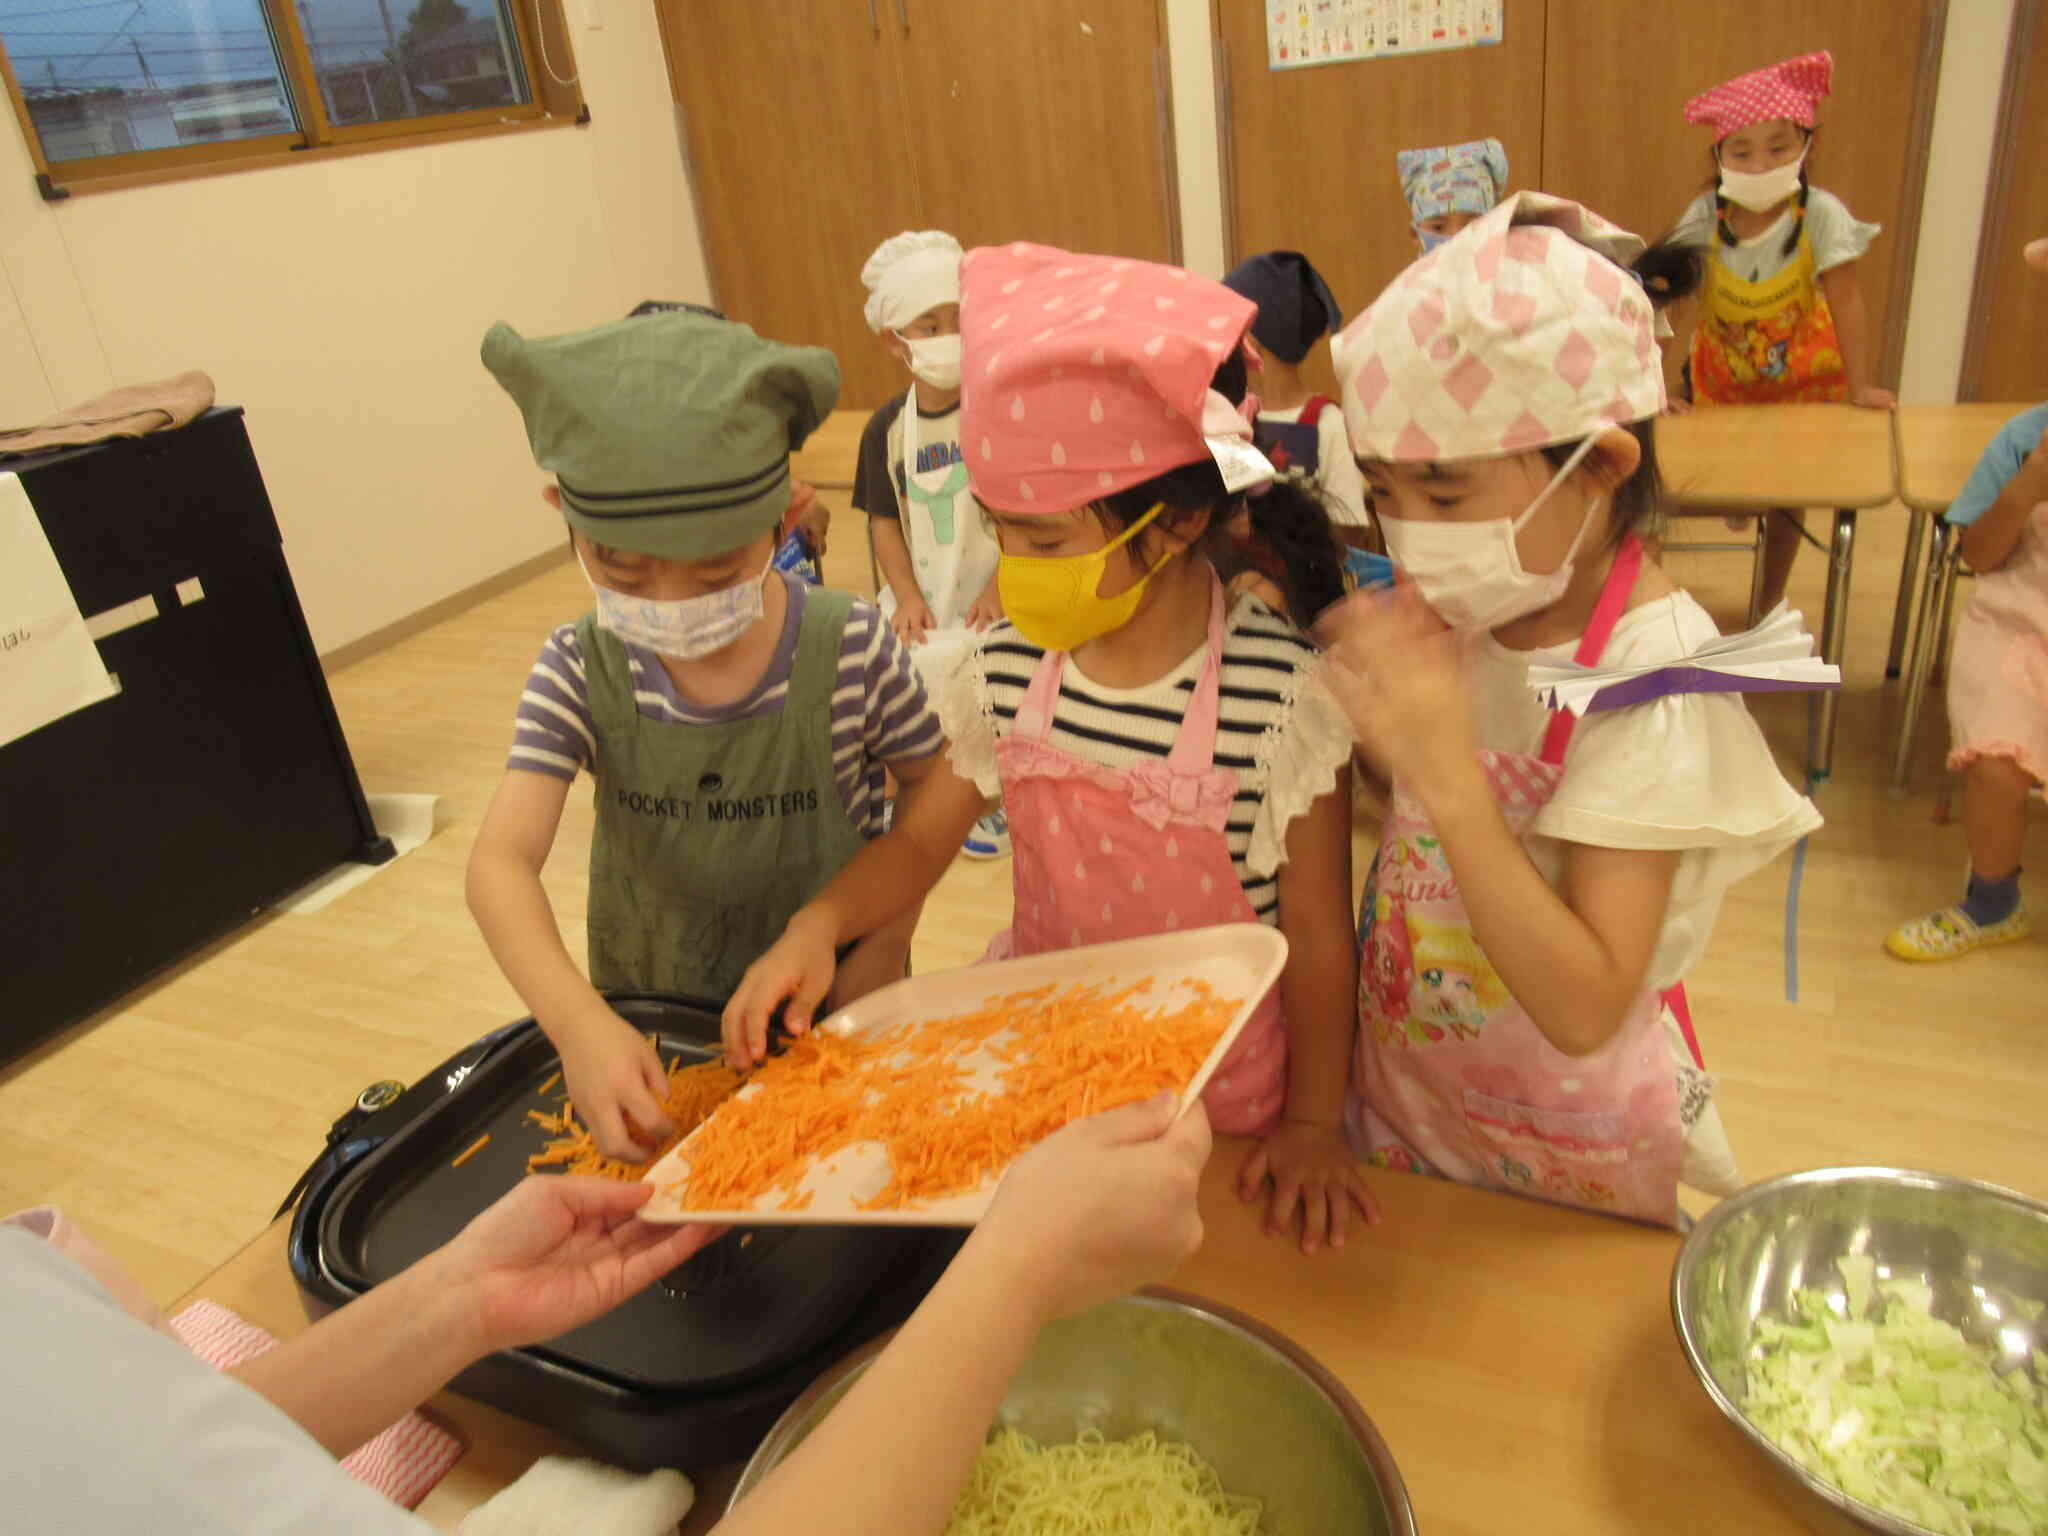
[
  {"xmin": 0, "ymin": 0, "xmax": 710, "ymax": 655},
  {"xmin": 1166, "ymin": 0, "xmax": 1227, "ymax": 279}
]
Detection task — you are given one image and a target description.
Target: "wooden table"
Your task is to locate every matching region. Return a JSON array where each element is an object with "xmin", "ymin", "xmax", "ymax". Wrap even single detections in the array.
[
  {"xmin": 1887, "ymin": 404, "xmax": 2033, "ymax": 795},
  {"xmin": 1658, "ymin": 404, "xmax": 1897, "ymax": 781},
  {"xmin": 182, "ymin": 1149, "xmax": 1815, "ymax": 1535},
  {"xmin": 788, "ymin": 408, "xmax": 867, "ymax": 491}
]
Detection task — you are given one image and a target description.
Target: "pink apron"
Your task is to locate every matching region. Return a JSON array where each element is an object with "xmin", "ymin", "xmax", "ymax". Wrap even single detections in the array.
[
  {"xmin": 1347, "ymin": 537, "xmax": 1694, "ymax": 1227},
  {"xmin": 1947, "ymin": 500, "xmax": 2048, "ymax": 785},
  {"xmin": 986, "ymin": 579, "xmax": 1289, "ymax": 1135}
]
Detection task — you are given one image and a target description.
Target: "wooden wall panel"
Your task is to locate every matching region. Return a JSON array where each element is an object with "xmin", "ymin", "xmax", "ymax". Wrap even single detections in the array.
[{"xmin": 1965, "ymin": 0, "xmax": 2048, "ymax": 403}]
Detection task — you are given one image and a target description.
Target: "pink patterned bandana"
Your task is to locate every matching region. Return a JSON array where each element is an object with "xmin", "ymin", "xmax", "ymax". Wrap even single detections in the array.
[
  {"xmin": 1334, "ymin": 191, "xmax": 1663, "ymax": 463},
  {"xmin": 960, "ymin": 242, "xmax": 1260, "ymax": 513},
  {"xmin": 1684, "ymin": 51, "xmax": 1833, "ymax": 140}
]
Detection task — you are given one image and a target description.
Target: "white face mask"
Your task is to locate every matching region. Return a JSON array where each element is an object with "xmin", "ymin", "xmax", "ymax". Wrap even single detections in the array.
[
  {"xmin": 1377, "ymin": 434, "xmax": 1603, "ymax": 631},
  {"xmin": 896, "ymin": 332, "xmax": 962, "ymax": 391},
  {"xmin": 1718, "ymin": 153, "xmax": 1805, "ymax": 213},
  {"xmin": 580, "ymin": 549, "xmax": 771, "ymax": 660}
]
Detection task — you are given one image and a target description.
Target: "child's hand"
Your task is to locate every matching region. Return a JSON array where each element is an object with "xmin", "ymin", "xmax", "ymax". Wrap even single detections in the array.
[
  {"xmin": 555, "ymin": 1013, "xmax": 675, "ymax": 1162},
  {"xmin": 1851, "ymin": 386, "xmax": 1897, "ymax": 410},
  {"xmin": 722, "ymin": 911, "xmax": 841, "ymax": 1069},
  {"xmin": 965, "ymin": 583, "xmax": 1004, "ymax": 630},
  {"xmin": 1237, "ymin": 1119, "xmax": 1379, "ymax": 1255},
  {"xmin": 891, "ymin": 593, "xmax": 936, "ymax": 646},
  {"xmin": 1313, "ymin": 582, "xmax": 1475, "ymax": 789}
]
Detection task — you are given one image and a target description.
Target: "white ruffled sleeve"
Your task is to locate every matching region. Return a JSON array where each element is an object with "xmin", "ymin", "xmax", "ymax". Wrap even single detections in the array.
[
  {"xmin": 933, "ymin": 633, "xmax": 1003, "ymax": 798},
  {"xmin": 1245, "ymin": 663, "xmax": 1355, "ymax": 879}
]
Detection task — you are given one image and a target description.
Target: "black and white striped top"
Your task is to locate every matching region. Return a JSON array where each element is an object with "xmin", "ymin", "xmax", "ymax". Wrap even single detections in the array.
[{"xmin": 934, "ymin": 595, "xmax": 1352, "ymax": 922}]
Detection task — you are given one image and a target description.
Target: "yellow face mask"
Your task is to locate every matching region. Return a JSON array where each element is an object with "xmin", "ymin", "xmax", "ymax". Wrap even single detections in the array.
[{"xmin": 996, "ymin": 502, "xmax": 1174, "ymax": 653}]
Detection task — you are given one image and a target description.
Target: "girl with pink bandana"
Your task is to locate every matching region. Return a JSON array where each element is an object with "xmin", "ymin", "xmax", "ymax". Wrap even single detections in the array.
[
  {"xmin": 727, "ymin": 244, "xmax": 1377, "ymax": 1254},
  {"xmin": 1320, "ymin": 194, "xmax": 1822, "ymax": 1227}
]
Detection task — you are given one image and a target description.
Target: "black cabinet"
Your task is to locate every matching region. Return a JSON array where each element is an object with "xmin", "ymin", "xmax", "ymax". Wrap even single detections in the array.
[{"xmin": 2, "ymin": 409, "xmax": 389, "ymax": 1062}]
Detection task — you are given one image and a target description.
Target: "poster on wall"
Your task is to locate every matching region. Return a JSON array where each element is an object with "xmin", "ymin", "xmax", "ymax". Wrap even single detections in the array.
[
  {"xmin": 1266, "ymin": 0, "xmax": 1503, "ymax": 69},
  {"xmin": 0, "ymin": 472, "xmax": 118, "ymax": 750}
]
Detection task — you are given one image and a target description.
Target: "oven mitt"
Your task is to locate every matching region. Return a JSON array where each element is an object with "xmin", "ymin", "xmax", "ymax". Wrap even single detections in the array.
[
  {"xmin": 167, "ymin": 1299, "xmax": 463, "ymax": 1509},
  {"xmin": 456, "ymin": 1456, "xmax": 696, "ymax": 1536}
]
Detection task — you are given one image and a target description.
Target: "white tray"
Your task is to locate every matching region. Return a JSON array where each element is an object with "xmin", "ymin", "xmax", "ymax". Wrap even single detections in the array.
[{"xmin": 639, "ymin": 923, "xmax": 1287, "ymax": 1226}]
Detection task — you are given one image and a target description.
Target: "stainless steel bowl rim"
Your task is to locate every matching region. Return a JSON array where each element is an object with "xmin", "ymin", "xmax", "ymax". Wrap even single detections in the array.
[
  {"xmin": 732, "ymin": 1283, "xmax": 1418, "ymax": 1535},
  {"xmin": 1670, "ymin": 1165, "xmax": 2048, "ymax": 1536}
]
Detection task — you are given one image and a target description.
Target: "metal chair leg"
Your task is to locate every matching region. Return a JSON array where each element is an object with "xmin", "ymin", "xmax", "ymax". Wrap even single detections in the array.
[
  {"xmin": 1747, "ymin": 514, "xmax": 1769, "ymax": 626},
  {"xmin": 1885, "ymin": 509, "xmax": 1926, "ymax": 678},
  {"xmin": 1889, "ymin": 520, "xmax": 1954, "ymax": 797},
  {"xmin": 1930, "ymin": 542, "xmax": 1963, "ymax": 690},
  {"xmin": 1806, "ymin": 509, "xmax": 1855, "ymax": 780}
]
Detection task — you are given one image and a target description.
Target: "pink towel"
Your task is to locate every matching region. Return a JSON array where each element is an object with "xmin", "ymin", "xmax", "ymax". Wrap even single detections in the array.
[{"xmin": 169, "ymin": 1299, "xmax": 463, "ymax": 1510}]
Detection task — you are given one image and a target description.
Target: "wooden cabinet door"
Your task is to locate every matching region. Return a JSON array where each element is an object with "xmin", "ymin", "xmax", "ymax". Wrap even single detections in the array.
[
  {"xmin": 1217, "ymin": 1, "xmax": 1550, "ymax": 398},
  {"xmin": 1965, "ymin": 0, "xmax": 2048, "ymax": 402},
  {"xmin": 882, "ymin": 0, "xmax": 1176, "ymax": 262},
  {"xmin": 1540, "ymin": 2, "xmax": 1938, "ymax": 391},
  {"xmin": 658, "ymin": 0, "xmax": 925, "ymax": 409}
]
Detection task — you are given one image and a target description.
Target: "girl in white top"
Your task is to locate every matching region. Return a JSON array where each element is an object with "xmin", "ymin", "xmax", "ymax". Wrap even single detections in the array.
[{"xmin": 1320, "ymin": 194, "xmax": 1822, "ymax": 1227}]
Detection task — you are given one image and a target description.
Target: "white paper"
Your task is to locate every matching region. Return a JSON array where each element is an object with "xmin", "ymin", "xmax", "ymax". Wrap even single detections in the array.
[
  {"xmin": 276, "ymin": 793, "xmax": 441, "ymax": 915},
  {"xmin": 1205, "ymin": 433, "xmax": 1276, "ymax": 493},
  {"xmin": 1526, "ymin": 603, "xmax": 1841, "ymax": 716},
  {"xmin": 1267, "ymin": 0, "xmax": 1503, "ymax": 71},
  {"xmin": 0, "ymin": 471, "xmax": 118, "ymax": 748}
]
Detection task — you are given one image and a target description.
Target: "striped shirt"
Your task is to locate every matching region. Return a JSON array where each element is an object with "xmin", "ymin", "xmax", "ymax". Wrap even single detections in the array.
[
  {"xmin": 935, "ymin": 596, "xmax": 1351, "ymax": 923},
  {"xmin": 509, "ymin": 576, "xmax": 943, "ymax": 838}
]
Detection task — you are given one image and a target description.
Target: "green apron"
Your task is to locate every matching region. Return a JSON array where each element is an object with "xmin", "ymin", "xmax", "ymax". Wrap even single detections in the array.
[{"xmin": 579, "ymin": 585, "xmax": 866, "ymax": 1000}]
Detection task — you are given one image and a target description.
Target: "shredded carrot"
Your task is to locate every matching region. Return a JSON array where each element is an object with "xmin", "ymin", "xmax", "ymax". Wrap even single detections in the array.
[
  {"xmin": 451, "ymin": 1133, "xmax": 491, "ymax": 1168},
  {"xmin": 522, "ymin": 1056, "xmax": 744, "ymax": 1179},
  {"xmin": 666, "ymin": 980, "xmax": 1238, "ymax": 1213},
  {"xmin": 537, "ymin": 1070, "xmax": 562, "ymax": 1097}
]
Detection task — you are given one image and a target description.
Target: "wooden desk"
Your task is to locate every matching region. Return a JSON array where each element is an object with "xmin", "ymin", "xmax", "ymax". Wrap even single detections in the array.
[
  {"xmin": 1658, "ymin": 403, "xmax": 1897, "ymax": 781},
  {"xmin": 183, "ymin": 1152, "xmax": 1812, "ymax": 1536},
  {"xmin": 788, "ymin": 408, "xmax": 868, "ymax": 491},
  {"xmin": 1887, "ymin": 404, "xmax": 2034, "ymax": 795}
]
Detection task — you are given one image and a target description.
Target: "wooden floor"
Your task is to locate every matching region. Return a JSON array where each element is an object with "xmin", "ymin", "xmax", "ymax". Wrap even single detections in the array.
[{"xmin": 5, "ymin": 501, "xmax": 2043, "ymax": 1306}]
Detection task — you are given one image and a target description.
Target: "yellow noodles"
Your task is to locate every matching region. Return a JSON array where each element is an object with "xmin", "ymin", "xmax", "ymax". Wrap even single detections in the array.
[{"xmin": 946, "ymin": 1427, "xmax": 1262, "ymax": 1535}]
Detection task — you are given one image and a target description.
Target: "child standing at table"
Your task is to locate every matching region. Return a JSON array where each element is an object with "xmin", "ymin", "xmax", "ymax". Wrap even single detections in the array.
[
  {"xmin": 1885, "ymin": 240, "xmax": 2048, "ymax": 960},
  {"xmin": 1671, "ymin": 50, "xmax": 1894, "ymax": 613},
  {"xmin": 855, "ymin": 230, "xmax": 1010, "ymax": 859},
  {"xmin": 1320, "ymin": 194, "xmax": 1823, "ymax": 1228},
  {"xmin": 467, "ymin": 311, "xmax": 944, "ymax": 1161},
  {"xmin": 1398, "ymin": 137, "xmax": 1508, "ymax": 257},
  {"xmin": 728, "ymin": 244, "xmax": 1374, "ymax": 1253}
]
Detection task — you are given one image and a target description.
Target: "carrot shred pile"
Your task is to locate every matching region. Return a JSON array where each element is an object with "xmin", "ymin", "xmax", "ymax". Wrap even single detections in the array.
[
  {"xmin": 524, "ymin": 1056, "xmax": 744, "ymax": 1180},
  {"xmin": 668, "ymin": 980, "xmax": 1237, "ymax": 1214}
]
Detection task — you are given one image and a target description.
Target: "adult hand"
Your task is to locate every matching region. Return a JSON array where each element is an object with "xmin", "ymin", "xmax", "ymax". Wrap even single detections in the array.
[
  {"xmin": 1313, "ymin": 581, "xmax": 1475, "ymax": 791},
  {"xmin": 891, "ymin": 594, "xmax": 936, "ymax": 646},
  {"xmin": 722, "ymin": 910, "xmax": 840, "ymax": 1067},
  {"xmin": 971, "ymin": 1093, "xmax": 1210, "ymax": 1326},
  {"xmin": 1237, "ymin": 1119, "xmax": 1379, "ymax": 1255},
  {"xmin": 554, "ymin": 1011, "xmax": 674, "ymax": 1161},
  {"xmin": 431, "ymin": 1177, "xmax": 719, "ymax": 1356}
]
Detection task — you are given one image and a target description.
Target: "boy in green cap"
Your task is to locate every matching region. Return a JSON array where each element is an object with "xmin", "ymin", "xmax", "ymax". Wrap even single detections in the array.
[{"xmin": 470, "ymin": 309, "xmax": 944, "ymax": 1160}]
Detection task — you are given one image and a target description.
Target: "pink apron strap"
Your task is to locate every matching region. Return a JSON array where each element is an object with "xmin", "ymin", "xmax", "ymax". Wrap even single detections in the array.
[
  {"xmin": 1013, "ymin": 639, "xmax": 1068, "ymax": 742},
  {"xmin": 1164, "ymin": 578, "xmax": 1230, "ymax": 773},
  {"xmin": 1538, "ymin": 534, "xmax": 1644, "ymax": 768}
]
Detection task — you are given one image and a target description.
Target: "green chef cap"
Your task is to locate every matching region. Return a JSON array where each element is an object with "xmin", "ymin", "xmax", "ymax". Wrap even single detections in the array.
[{"xmin": 482, "ymin": 310, "xmax": 840, "ymax": 560}]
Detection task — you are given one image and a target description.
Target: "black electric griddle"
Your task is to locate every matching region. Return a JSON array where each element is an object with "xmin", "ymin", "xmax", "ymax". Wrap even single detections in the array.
[{"xmin": 287, "ymin": 993, "xmax": 963, "ymax": 1469}]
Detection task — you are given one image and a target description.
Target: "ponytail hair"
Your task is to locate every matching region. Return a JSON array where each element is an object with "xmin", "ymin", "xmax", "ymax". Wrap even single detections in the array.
[{"xmin": 1090, "ymin": 348, "xmax": 1347, "ymax": 627}]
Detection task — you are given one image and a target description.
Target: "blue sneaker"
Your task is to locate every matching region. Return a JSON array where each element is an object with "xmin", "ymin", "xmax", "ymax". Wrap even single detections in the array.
[{"xmin": 963, "ymin": 808, "xmax": 1010, "ymax": 860}]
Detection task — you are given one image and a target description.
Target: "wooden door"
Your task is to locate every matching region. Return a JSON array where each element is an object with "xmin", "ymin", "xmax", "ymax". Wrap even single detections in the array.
[
  {"xmin": 883, "ymin": 0, "xmax": 1177, "ymax": 262},
  {"xmin": 1964, "ymin": 0, "xmax": 2047, "ymax": 402},
  {"xmin": 1217, "ymin": 1, "xmax": 1550, "ymax": 399},
  {"xmin": 657, "ymin": 0, "xmax": 925, "ymax": 408},
  {"xmin": 1540, "ymin": 2, "xmax": 1939, "ymax": 392}
]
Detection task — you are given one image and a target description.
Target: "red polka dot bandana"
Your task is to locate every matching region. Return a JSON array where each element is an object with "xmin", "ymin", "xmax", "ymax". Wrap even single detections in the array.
[
  {"xmin": 1684, "ymin": 50, "xmax": 1833, "ymax": 141},
  {"xmin": 959, "ymin": 242, "xmax": 1256, "ymax": 514},
  {"xmin": 1333, "ymin": 192, "xmax": 1663, "ymax": 463}
]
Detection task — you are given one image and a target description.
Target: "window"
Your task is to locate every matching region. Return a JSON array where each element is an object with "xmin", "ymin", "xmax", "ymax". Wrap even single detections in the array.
[{"xmin": 0, "ymin": 0, "xmax": 578, "ymax": 191}]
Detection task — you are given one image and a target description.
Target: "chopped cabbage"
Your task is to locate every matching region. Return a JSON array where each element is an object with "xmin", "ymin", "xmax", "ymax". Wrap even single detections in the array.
[{"xmin": 1742, "ymin": 1259, "xmax": 2048, "ymax": 1535}]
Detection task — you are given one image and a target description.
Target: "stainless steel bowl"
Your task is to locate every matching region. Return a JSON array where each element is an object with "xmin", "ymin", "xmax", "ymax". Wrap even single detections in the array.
[
  {"xmin": 1672, "ymin": 1166, "xmax": 2048, "ymax": 1536},
  {"xmin": 732, "ymin": 1286, "xmax": 1417, "ymax": 1534}
]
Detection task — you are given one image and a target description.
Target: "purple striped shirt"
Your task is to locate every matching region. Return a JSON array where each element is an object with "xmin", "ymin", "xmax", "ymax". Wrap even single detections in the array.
[{"xmin": 509, "ymin": 577, "xmax": 943, "ymax": 837}]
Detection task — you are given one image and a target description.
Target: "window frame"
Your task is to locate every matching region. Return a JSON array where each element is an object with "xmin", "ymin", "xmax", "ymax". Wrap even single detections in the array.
[{"xmin": 1, "ymin": 0, "xmax": 581, "ymax": 197}]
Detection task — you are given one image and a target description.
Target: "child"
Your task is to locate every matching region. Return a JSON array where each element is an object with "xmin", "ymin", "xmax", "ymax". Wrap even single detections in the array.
[
  {"xmin": 1320, "ymin": 194, "xmax": 1823, "ymax": 1228},
  {"xmin": 727, "ymin": 243, "xmax": 1374, "ymax": 1254},
  {"xmin": 468, "ymin": 310, "xmax": 945, "ymax": 1161},
  {"xmin": 1672, "ymin": 50, "xmax": 1895, "ymax": 612},
  {"xmin": 1221, "ymin": 250, "xmax": 1372, "ymax": 539},
  {"xmin": 855, "ymin": 229, "xmax": 1010, "ymax": 858},
  {"xmin": 1397, "ymin": 137, "xmax": 1508, "ymax": 255},
  {"xmin": 1885, "ymin": 237, "xmax": 2048, "ymax": 961}
]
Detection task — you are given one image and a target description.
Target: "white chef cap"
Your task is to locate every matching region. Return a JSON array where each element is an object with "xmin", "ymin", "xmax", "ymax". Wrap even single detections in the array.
[{"xmin": 861, "ymin": 230, "xmax": 963, "ymax": 334}]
